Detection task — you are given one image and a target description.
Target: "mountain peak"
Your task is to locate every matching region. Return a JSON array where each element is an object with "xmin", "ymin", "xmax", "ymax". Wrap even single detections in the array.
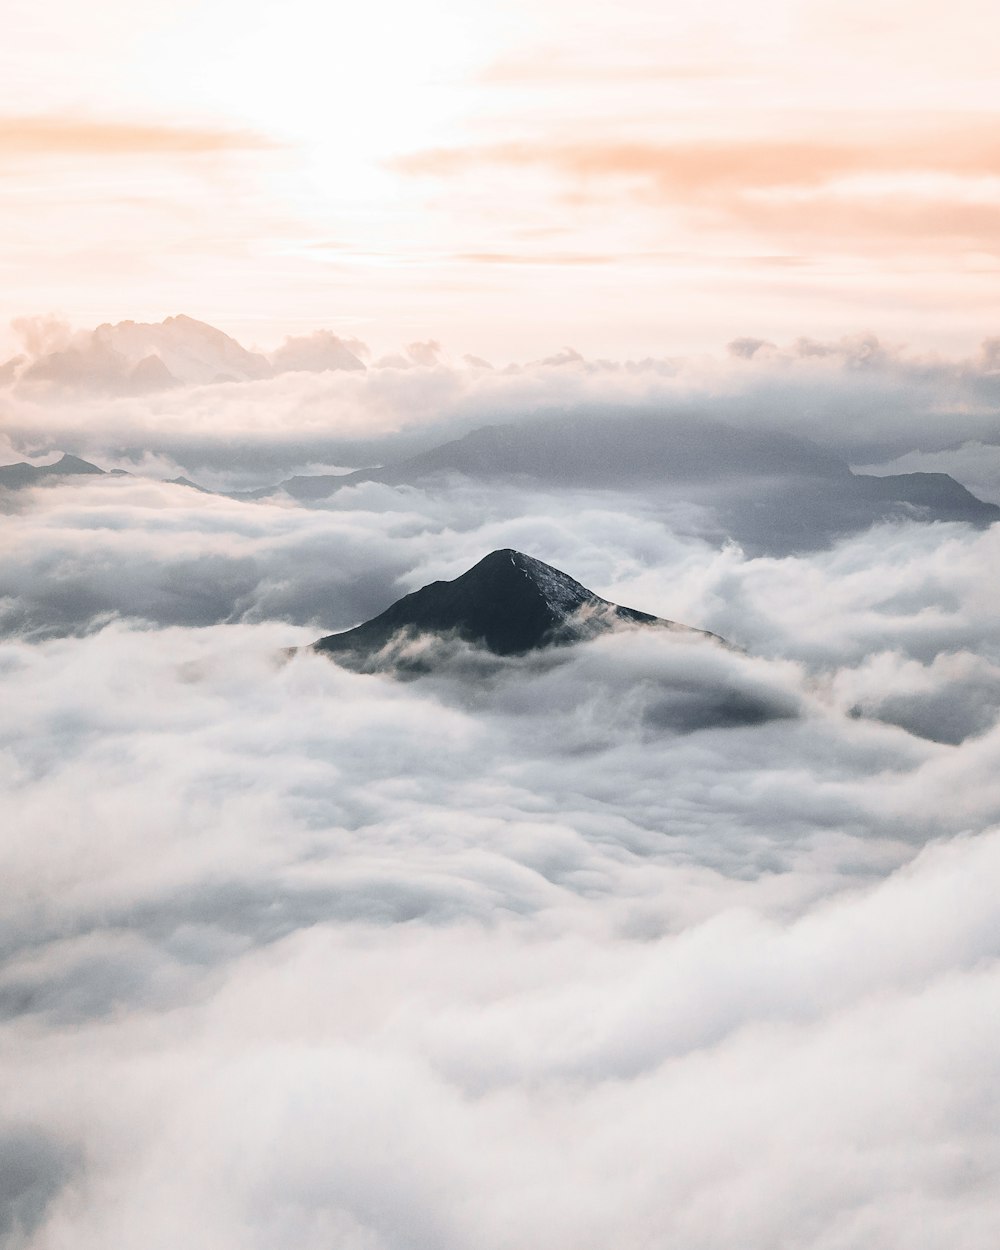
[
  {"xmin": 459, "ymin": 549, "xmax": 595, "ymax": 620},
  {"xmin": 54, "ymin": 453, "xmax": 102, "ymax": 472},
  {"xmin": 314, "ymin": 550, "xmax": 713, "ymax": 666}
]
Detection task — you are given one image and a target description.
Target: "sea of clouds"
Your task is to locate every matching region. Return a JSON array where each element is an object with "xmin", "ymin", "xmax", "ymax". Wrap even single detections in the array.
[{"xmin": 2, "ymin": 339, "xmax": 1000, "ymax": 1248}]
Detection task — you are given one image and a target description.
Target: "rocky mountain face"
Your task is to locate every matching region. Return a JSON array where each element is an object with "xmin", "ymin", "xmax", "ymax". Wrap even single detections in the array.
[{"xmin": 314, "ymin": 549, "xmax": 715, "ymax": 666}]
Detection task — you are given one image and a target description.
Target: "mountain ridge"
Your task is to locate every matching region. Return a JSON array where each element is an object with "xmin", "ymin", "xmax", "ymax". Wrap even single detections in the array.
[
  {"xmin": 0, "ymin": 453, "xmax": 108, "ymax": 489},
  {"xmin": 255, "ymin": 414, "xmax": 1000, "ymax": 530}
]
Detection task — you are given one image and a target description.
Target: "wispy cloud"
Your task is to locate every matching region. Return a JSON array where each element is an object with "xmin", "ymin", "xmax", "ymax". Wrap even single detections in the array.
[
  {"xmin": 394, "ymin": 127, "xmax": 1000, "ymax": 193},
  {"xmin": 0, "ymin": 114, "xmax": 276, "ymax": 159},
  {"xmin": 479, "ymin": 51, "xmax": 739, "ymax": 85},
  {"xmin": 453, "ymin": 251, "xmax": 618, "ymax": 266},
  {"xmin": 393, "ymin": 127, "xmax": 1000, "ymax": 251}
]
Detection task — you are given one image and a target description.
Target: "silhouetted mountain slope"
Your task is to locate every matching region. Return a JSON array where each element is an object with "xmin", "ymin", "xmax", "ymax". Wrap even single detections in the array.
[
  {"xmin": 267, "ymin": 414, "xmax": 999, "ymax": 551},
  {"xmin": 387, "ymin": 415, "xmax": 851, "ymax": 484},
  {"xmin": 166, "ymin": 476, "xmax": 213, "ymax": 493},
  {"xmin": 278, "ymin": 413, "xmax": 850, "ymax": 499},
  {"xmin": 314, "ymin": 549, "xmax": 716, "ymax": 663},
  {"xmin": 0, "ymin": 453, "xmax": 107, "ymax": 489},
  {"xmin": 850, "ymin": 472, "xmax": 1000, "ymax": 523}
]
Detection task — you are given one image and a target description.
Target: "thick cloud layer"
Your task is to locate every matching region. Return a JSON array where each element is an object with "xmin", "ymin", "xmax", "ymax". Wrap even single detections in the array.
[
  {"xmin": 3, "ymin": 610, "xmax": 1000, "ymax": 1248},
  {"xmin": 2, "ymin": 341, "xmax": 1000, "ymax": 1247}
]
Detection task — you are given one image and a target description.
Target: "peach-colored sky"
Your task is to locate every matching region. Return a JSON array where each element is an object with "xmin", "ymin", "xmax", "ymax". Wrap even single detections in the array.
[{"xmin": 3, "ymin": 0, "xmax": 1000, "ymax": 359}]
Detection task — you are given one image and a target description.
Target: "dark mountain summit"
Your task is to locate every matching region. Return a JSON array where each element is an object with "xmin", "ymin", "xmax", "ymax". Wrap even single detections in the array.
[{"xmin": 314, "ymin": 549, "xmax": 716, "ymax": 665}]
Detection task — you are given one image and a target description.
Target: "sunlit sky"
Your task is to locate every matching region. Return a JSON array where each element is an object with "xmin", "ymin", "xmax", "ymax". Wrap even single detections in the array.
[{"xmin": 4, "ymin": 0, "xmax": 1000, "ymax": 358}]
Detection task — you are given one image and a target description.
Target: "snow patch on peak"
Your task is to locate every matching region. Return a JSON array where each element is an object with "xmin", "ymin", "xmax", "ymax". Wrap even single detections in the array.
[{"xmin": 510, "ymin": 551, "xmax": 597, "ymax": 619}]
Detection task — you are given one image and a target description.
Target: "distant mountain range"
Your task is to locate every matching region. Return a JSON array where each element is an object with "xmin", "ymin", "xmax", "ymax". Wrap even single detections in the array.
[
  {"xmin": 0, "ymin": 453, "xmax": 206, "ymax": 492},
  {"xmin": 259, "ymin": 413, "xmax": 998, "ymax": 523},
  {"xmin": 235, "ymin": 411, "xmax": 998, "ymax": 552},
  {"xmin": 4, "ymin": 411, "xmax": 997, "ymax": 555},
  {"xmin": 0, "ymin": 453, "xmax": 108, "ymax": 489},
  {"xmin": 314, "ymin": 549, "xmax": 717, "ymax": 667},
  {"xmin": 0, "ymin": 453, "xmax": 194, "ymax": 491},
  {"xmin": 268, "ymin": 413, "xmax": 850, "ymax": 498},
  {"xmin": 2, "ymin": 315, "xmax": 366, "ymax": 394}
]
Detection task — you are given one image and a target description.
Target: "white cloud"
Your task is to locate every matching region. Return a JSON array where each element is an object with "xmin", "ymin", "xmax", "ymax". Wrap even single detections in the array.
[{"xmin": 2, "ymin": 616, "xmax": 1000, "ymax": 1245}]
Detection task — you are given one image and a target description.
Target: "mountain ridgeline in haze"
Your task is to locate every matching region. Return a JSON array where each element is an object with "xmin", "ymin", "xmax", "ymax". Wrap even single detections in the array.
[
  {"xmin": 0, "ymin": 453, "xmax": 108, "ymax": 489},
  {"xmin": 274, "ymin": 413, "xmax": 849, "ymax": 497},
  {"xmin": 313, "ymin": 549, "xmax": 718, "ymax": 669},
  {"xmin": 264, "ymin": 412, "xmax": 1000, "ymax": 554},
  {"xmin": 5, "ymin": 409, "xmax": 998, "ymax": 559},
  {"xmin": 0, "ymin": 453, "xmax": 203, "ymax": 492}
]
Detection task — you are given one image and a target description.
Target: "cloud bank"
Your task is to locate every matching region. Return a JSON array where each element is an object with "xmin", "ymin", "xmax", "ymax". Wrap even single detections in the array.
[{"xmin": 3, "ymin": 606, "xmax": 1000, "ymax": 1247}]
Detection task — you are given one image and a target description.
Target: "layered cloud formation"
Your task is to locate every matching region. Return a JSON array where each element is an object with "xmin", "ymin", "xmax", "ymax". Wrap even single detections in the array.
[{"xmin": 2, "ymin": 333, "xmax": 1000, "ymax": 1246}]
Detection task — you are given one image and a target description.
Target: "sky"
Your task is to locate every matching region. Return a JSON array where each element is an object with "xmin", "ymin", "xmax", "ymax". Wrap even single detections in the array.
[{"xmin": 3, "ymin": 0, "xmax": 1000, "ymax": 358}]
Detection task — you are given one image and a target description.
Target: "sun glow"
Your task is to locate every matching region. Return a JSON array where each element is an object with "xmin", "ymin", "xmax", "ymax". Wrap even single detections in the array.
[
  {"xmin": 2, "ymin": 0, "xmax": 1000, "ymax": 356},
  {"xmin": 145, "ymin": 0, "xmax": 493, "ymax": 173}
]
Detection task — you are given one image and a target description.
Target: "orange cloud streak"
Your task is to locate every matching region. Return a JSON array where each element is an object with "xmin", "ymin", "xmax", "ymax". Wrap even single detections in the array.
[
  {"xmin": 392, "ymin": 131, "xmax": 1000, "ymax": 193},
  {"xmin": 0, "ymin": 115, "xmax": 276, "ymax": 157},
  {"xmin": 392, "ymin": 127, "xmax": 1000, "ymax": 254}
]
